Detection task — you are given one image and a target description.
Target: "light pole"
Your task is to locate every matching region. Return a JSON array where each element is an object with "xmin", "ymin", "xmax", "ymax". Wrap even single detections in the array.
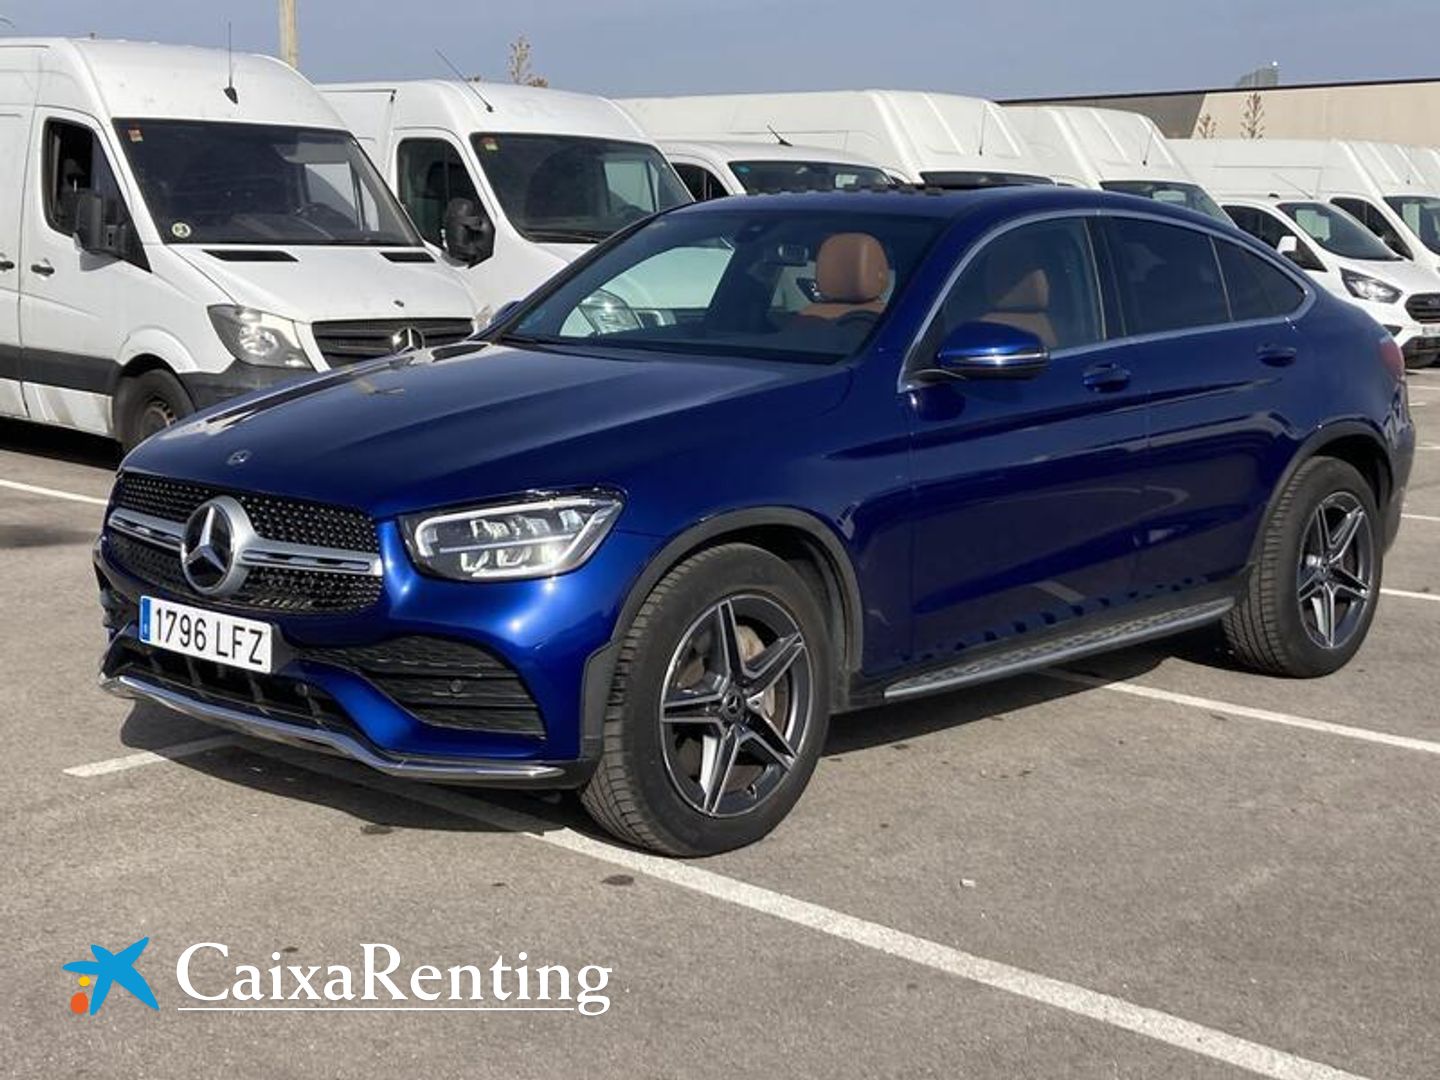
[{"xmin": 278, "ymin": 0, "xmax": 298, "ymax": 68}]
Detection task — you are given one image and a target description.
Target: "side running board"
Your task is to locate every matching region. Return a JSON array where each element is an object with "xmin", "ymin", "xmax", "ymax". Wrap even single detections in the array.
[{"xmin": 883, "ymin": 598, "xmax": 1233, "ymax": 702}]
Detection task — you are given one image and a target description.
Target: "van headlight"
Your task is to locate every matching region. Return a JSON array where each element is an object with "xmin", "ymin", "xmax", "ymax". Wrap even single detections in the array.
[
  {"xmin": 402, "ymin": 493, "xmax": 623, "ymax": 581},
  {"xmin": 208, "ymin": 305, "xmax": 313, "ymax": 368},
  {"xmin": 1340, "ymin": 270, "xmax": 1401, "ymax": 305}
]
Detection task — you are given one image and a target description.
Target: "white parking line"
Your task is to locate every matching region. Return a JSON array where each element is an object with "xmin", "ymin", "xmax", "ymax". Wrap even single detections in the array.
[
  {"xmin": 1382, "ymin": 586, "xmax": 1440, "ymax": 604},
  {"xmin": 1403, "ymin": 513, "xmax": 1440, "ymax": 523},
  {"xmin": 61, "ymin": 735, "xmax": 236, "ymax": 777},
  {"xmin": 1048, "ymin": 670, "xmax": 1440, "ymax": 756},
  {"xmin": 280, "ymin": 752, "xmax": 1370, "ymax": 1080},
  {"xmin": 0, "ymin": 477, "xmax": 107, "ymax": 506}
]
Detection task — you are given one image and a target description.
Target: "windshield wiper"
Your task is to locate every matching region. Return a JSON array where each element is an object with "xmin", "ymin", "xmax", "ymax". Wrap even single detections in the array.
[{"xmin": 526, "ymin": 228, "xmax": 612, "ymax": 244}]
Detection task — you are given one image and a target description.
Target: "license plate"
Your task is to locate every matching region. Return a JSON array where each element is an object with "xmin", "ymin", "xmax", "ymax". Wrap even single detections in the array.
[{"xmin": 139, "ymin": 596, "xmax": 274, "ymax": 673}]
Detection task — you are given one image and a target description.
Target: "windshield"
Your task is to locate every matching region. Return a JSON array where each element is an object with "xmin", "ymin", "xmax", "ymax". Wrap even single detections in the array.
[
  {"xmin": 729, "ymin": 159, "xmax": 894, "ymax": 194},
  {"xmin": 505, "ymin": 209, "xmax": 943, "ymax": 364},
  {"xmin": 918, "ymin": 170, "xmax": 1053, "ymax": 189},
  {"xmin": 471, "ymin": 133, "xmax": 690, "ymax": 243},
  {"xmin": 114, "ymin": 120, "xmax": 419, "ymax": 246},
  {"xmin": 1100, "ymin": 180, "xmax": 1229, "ymax": 222},
  {"xmin": 1386, "ymin": 195, "xmax": 1440, "ymax": 255},
  {"xmin": 1279, "ymin": 201, "xmax": 1399, "ymax": 260}
]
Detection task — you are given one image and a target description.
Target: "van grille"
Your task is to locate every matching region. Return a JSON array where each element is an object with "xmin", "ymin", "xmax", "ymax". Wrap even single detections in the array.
[
  {"xmin": 311, "ymin": 318, "xmax": 474, "ymax": 367},
  {"xmin": 1406, "ymin": 294, "xmax": 1440, "ymax": 323}
]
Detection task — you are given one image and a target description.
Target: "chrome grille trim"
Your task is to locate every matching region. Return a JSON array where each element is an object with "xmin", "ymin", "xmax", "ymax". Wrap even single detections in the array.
[
  {"xmin": 108, "ymin": 508, "xmax": 184, "ymax": 552},
  {"xmin": 106, "ymin": 510, "xmax": 382, "ymax": 577}
]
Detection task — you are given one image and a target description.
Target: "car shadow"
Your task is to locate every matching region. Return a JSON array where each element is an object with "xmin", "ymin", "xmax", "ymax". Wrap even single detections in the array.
[
  {"xmin": 0, "ymin": 418, "xmax": 121, "ymax": 471},
  {"xmin": 113, "ymin": 631, "xmax": 1211, "ymax": 845}
]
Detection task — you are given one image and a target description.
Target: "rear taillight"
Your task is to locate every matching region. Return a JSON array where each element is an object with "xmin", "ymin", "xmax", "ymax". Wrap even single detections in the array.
[{"xmin": 1379, "ymin": 335, "xmax": 1405, "ymax": 380}]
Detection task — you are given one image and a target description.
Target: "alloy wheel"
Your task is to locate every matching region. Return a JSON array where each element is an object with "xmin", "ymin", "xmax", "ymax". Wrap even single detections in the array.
[
  {"xmin": 1296, "ymin": 492, "xmax": 1375, "ymax": 650},
  {"xmin": 659, "ymin": 594, "xmax": 814, "ymax": 818}
]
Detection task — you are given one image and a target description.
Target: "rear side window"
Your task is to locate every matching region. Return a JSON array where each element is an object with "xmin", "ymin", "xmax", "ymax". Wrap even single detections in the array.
[
  {"xmin": 1215, "ymin": 240, "xmax": 1306, "ymax": 321},
  {"xmin": 397, "ymin": 138, "xmax": 483, "ymax": 247},
  {"xmin": 1107, "ymin": 217, "xmax": 1228, "ymax": 335},
  {"xmin": 934, "ymin": 218, "xmax": 1103, "ymax": 351}
]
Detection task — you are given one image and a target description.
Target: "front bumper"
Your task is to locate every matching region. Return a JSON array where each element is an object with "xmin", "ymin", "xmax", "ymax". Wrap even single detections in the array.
[{"xmin": 94, "ymin": 520, "xmax": 662, "ymax": 787}]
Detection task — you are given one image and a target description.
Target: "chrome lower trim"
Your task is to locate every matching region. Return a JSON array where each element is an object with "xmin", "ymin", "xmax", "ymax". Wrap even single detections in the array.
[
  {"xmin": 883, "ymin": 597, "xmax": 1233, "ymax": 701},
  {"xmin": 108, "ymin": 509, "xmax": 184, "ymax": 552},
  {"xmin": 100, "ymin": 674, "xmax": 564, "ymax": 783}
]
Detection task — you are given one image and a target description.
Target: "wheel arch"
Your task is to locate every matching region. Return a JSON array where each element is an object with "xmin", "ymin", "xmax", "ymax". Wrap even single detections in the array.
[
  {"xmin": 1247, "ymin": 421, "xmax": 1394, "ymax": 566},
  {"xmin": 580, "ymin": 508, "xmax": 866, "ymax": 766}
]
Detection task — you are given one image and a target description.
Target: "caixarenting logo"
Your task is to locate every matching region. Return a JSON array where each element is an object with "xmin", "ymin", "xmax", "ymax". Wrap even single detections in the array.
[{"xmin": 65, "ymin": 940, "xmax": 612, "ymax": 1016}]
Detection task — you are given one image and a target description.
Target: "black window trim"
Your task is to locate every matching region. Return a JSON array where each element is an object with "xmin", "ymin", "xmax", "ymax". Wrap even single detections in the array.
[
  {"xmin": 899, "ymin": 207, "xmax": 1316, "ymax": 392},
  {"xmin": 41, "ymin": 115, "xmax": 133, "ymax": 239}
]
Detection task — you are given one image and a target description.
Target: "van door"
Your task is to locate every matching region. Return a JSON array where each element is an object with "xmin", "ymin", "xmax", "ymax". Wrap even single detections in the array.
[
  {"xmin": 19, "ymin": 113, "xmax": 140, "ymax": 436},
  {"xmin": 0, "ymin": 108, "xmax": 31, "ymax": 419}
]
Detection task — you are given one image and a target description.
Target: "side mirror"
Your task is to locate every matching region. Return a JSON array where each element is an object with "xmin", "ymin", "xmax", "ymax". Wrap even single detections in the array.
[
  {"xmin": 73, "ymin": 190, "xmax": 133, "ymax": 260},
  {"xmin": 924, "ymin": 322, "xmax": 1049, "ymax": 381},
  {"xmin": 443, "ymin": 197, "xmax": 495, "ymax": 267},
  {"xmin": 1276, "ymin": 234, "xmax": 1301, "ymax": 261}
]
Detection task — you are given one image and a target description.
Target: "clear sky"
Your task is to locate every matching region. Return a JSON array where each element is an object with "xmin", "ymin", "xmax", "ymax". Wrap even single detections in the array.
[{"xmin": 5, "ymin": 0, "xmax": 1436, "ymax": 98}]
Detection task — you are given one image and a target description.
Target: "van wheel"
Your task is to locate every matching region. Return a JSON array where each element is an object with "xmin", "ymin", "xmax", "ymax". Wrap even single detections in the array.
[
  {"xmin": 580, "ymin": 544, "xmax": 831, "ymax": 856},
  {"xmin": 116, "ymin": 370, "xmax": 194, "ymax": 452},
  {"xmin": 1223, "ymin": 457, "xmax": 1381, "ymax": 677}
]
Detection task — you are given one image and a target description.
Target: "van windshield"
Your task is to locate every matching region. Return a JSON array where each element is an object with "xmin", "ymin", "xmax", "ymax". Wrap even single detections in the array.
[
  {"xmin": 729, "ymin": 160, "xmax": 894, "ymax": 194},
  {"xmin": 1100, "ymin": 180, "xmax": 1229, "ymax": 223},
  {"xmin": 1279, "ymin": 201, "xmax": 1400, "ymax": 261},
  {"xmin": 1386, "ymin": 195, "xmax": 1440, "ymax": 255},
  {"xmin": 113, "ymin": 120, "xmax": 420, "ymax": 246},
  {"xmin": 471, "ymin": 133, "xmax": 690, "ymax": 243}
]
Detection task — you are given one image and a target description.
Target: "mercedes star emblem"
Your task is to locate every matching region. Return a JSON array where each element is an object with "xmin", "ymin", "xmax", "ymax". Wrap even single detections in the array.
[
  {"xmin": 180, "ymin": 496, "xmax": 252, "ymax": 597},
  {"xmin": 390, "ymin": 325, "xmax": 425, "ymax": 353}
]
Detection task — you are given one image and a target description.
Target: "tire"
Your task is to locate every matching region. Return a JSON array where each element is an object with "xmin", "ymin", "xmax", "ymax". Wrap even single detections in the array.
[
  {"xmin": 116, "ymin": 369, "xmax": 194, "ymax": 452},
  {"xmin": 580, "ymin": 543, "xmax": 832, "ymax": 856},
  {"xmin": 1223, "ymin": 457, "xmax": 1382, "ymax": 677}
]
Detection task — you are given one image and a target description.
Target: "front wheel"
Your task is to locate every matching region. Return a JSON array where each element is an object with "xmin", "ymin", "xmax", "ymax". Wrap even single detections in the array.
[
  {"xmin": 1223, "ymin": 457, "xmax": 1382, "ymax": 677},
  {"xmin": 580, "ymin": 544, "xmax": 832, "ymax": 856},
  {"xmin": 115, "ymin": 369, "xmax": 195, "ymax": 452}
]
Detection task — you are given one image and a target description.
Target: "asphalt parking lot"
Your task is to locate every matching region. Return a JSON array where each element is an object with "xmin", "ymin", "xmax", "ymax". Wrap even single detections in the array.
[{"xmin": 2, "ymin": 375, "xmax": 1438, "ymax": 1080}]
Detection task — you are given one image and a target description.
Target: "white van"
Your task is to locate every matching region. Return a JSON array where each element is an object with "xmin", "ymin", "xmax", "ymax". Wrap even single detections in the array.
[
  {"xmin": 1005, "ymin": 105, "xmax": 1229, "ymax": 220},
  {"xmin": 0, "ymin": 39, "xmax": 475, "ymax": 448},
  {"xmin": 321, "ymin": 80, "xmax": 692, "ymax": 322},
  {"xmin": 618, "ymin": 90, "xmax": 1051, "ymax": 189},
  {"xmin": 1175, "ymin": 138, "xmax": 1440, "ymax": 274},
  {"xmin": 1213, "ymin": 195, "xmax": 1440, "ymax": 368},
  {"xmin": 657, "ymin": 139, "xmax": 894, "ymax": 200}
]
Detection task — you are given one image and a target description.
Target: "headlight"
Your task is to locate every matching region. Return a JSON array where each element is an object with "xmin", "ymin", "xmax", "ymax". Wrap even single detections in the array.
[
  {"xmin": 208, "ymin": 305, "xmax": 312, "ymax": 368},
  {"xmin": 402, "ymin": 493, "xmax": 623, "ymax": 581},
  {"xmin": 1341, "ymin": 270, "xmax": 1402, "ymax": 305},
  {"xmin": 579, "ymin": 289, "xmax": 640, "ymax": 335}
]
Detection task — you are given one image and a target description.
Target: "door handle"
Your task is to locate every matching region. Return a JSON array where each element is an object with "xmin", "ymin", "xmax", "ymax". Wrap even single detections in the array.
[
  {"xmin": 1082, "ymin": 362, "xmax": 1131, "ymax": 392},
  {"xmin": 0, "ymin": 255, "xmax": 14, "ymax": 272},
  {"xmin": 30, "ymin": 260, "xmax": 55, "ymax": 277},
  {"xmin": 1257, "ymin": 344, "xmax": 1297, "ymax": 366}
]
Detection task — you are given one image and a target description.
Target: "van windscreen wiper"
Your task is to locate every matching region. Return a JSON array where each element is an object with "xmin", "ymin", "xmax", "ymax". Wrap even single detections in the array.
[{"xmin": 526, "ymin": 228, "xmax": 613, "ymax": 244}]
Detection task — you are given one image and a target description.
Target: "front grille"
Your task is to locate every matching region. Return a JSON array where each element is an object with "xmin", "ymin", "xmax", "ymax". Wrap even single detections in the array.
[
  {"xmin": 309, "ymin": 636, "xmax": 544, "ymax": 735},
  {"xmin": 108, "ymin": 472, "xmax": 382, "ymax": 615},
  {"xmin": 311, "ymin": 318, "xmax": 474, "ymax": 367},
  {"xmin": 1407, "ymin": 293, "xmax": 1440, "ymax": 323},
  {"xmin": 113, "ymin": 473, "xmax": 378, "ymax": 552}
]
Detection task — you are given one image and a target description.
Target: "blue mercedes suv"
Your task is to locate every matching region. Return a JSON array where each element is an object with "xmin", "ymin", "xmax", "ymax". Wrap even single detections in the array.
[{"xmin": 95, "ymin": 187, "xmax": 1415, "ymax": 855}]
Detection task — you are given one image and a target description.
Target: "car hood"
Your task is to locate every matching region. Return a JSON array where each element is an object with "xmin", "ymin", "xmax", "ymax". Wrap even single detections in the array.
[
  {"xmin": 172, "ymin": 246, "xmax": 475, "ymax": 322},
  {"xmin": 126, "ymin": 342, "xmax": 851, "ymax": 521}
]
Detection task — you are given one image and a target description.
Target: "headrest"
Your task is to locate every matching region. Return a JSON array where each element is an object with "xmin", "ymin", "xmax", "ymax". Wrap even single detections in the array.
[
  {"xmin": 987, "ymin": 265, "xmax": 1050, "ymax": 312},
  {"xmin": 815, "ymin": 233, "xmax": 889, "ymax": 304}
]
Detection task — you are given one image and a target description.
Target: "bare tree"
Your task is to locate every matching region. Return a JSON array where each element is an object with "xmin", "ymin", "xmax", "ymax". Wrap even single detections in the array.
[
  {"xmin": 1195, "ymin": 113, "xmax": 1218, "ymax": 139},
  {"xmin": 506, "ymin": 35, "xmax": 548, "ymax": 87},
  {"xmin": 1240, "ymin": 93, "xmax": 1265, "ymax": 139}
]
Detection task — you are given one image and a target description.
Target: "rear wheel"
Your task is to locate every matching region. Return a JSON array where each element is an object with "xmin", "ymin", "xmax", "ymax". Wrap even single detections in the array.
[
  {"xmin": 116, "ymin": 369, "xmax": 194, "ymax": 452},
  {"xmin": 580, "ymin": 544, "xmax": 831, "ymax": 856},
  {"xmin": 1223, "ymin": 457, "xmax": 1381, "ymax": 677}
]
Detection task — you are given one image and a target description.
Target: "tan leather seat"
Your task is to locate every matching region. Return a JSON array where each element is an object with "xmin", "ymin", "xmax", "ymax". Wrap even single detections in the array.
[
  {"xmin": 798, "ymin": 233, "xmax": 890, "ymax": 320},
  {"xmin": 979, "ymin": 263, "xmax": 1057, "ymax": 348}
]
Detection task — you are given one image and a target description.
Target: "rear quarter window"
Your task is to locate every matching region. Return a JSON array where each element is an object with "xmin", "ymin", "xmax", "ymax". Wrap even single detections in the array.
[{"xmin": 1215, "ymin": 240, "xmax": 1306, "ymax": 321}]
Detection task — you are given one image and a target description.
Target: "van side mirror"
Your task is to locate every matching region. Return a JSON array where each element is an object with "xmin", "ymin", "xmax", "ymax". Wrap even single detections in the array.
[
  {"xmin": 73, "ymin": 191, "xmax": 131, "ymax": 260},
  {"xmin": 920, "ymin": 322, "xmax": 1049, "ymax": 382},
  {"xmin": 1276, "ymin": 235, "xmax": 1299, "ymax": 260},
  {"xmin": 443, "ymin": 197, "xmax": 495, "ymax": 267}
]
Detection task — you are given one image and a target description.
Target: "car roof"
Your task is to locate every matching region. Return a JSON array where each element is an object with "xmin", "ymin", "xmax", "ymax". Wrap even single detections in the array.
[{"xmin": 672, "ymin": 184, "xmax": 1234, "ymax": 232}]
